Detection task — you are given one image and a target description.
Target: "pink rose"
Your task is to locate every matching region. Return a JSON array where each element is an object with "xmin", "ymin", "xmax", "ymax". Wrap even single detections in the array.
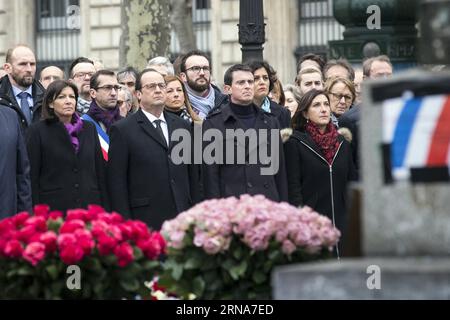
[
  {"xmin": 40, "ymin": 231, "xmax": 57, "ymax": 253},
  {"xmin": 118, "ymin": 223, "xmax": 133, "ymax": 241},
  {"xmin": 23, "ymin": 242, "xmax": 46, "ymax": 266},
  {"xmin": 66, "ymin": 209, "xmax": 87, "ymax": 222},
  {"xmin": 48, "ymin": 211, "xmax": 63, "ymax": 220},
  {"xmin": 74, "ymin": 229, "xmax": 95, "ymax": 255},
  {"xmin": 60, "ymin": 244, "xmax": 84, "ymax": 265},
  {"xmin": 114, "ymin": 242, "xmax": 134, "ymax": 267},
  {"xmin": 110, "ymin": 212, "xmax": 124, "ymax": 224},
  {"xmin": 12, "ymin": 212, "xmax": 30, "ymax": 228},
  {"xmin": 137, "ymin": 237, "xmax": 162, "ymax": 260},
  {"xmin": 24, "ymin": 216, "xmax": 47, "ymax": 232},
  {"xmin": 86, "ymin": 204, "xmax": 105, "ymax": 221},
  {"xmin": 282, "ymin": 239, "xmax": 297, "ymax": 255},
  {"xmin": 97, "ymin": 234, "xmax": 118, "ymax": 256},
  {"xmin": 57, "ymin": 233, "xmax": 77, "ymax": 249},
  {"xmin": 33, "ymin": 204, "xmax": 50, "ymax": 218},
  {"xmin": 17, "ymin": 225, "xmax": 37, "ymax": 243},
  {"xmin": 3, "ymin": 240, "xmax": 23, "ymax": 258},
  {"xmin": 59, "ymin": 219, "xmax": 86, "ymax": 234}
]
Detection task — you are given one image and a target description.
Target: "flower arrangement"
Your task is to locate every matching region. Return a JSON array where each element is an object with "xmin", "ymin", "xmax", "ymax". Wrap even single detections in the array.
[
  {"xmin": 159, "ymin": 195, "xmax": 341, "ymax": 300},
  {"xmin": 0, "ymin": 205, "xmax": 165, "ymax": 299}
]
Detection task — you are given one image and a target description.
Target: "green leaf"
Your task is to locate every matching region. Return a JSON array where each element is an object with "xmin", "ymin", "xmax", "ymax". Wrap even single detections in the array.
[
  {"xmin": 252, "ymin": 270, "xmax": 267, "ymax": 285},
  {"xmin": 119, "ymin": 278, "xmax": 140, "ymax": 292},
  {"xmin": 142, "ymin": 260, "xmax": 160, "ymax": 270},
  {"xmin": 17, "ymin": 266, "xmax": 34, "ymax": 276},
  {"xmin": 171, "ymin": 263, "xmax": 183, "ymax": 281},
  {"xmin": 133, "ymin": 247, "xmax": 143, "ymax": 260},
  {"xmin": 192, "ymin": 276, "xmax": 205, "ymax": 297},
  {"xmin": 233, "ymin": 246, "xmax": 243, "ymax": 260},
  {"xmin": 184, "ymin": 257, "xmax": 201, "ymax": 270},
  {"xmin": 46, "ymin": 265, "xmax": 59, "ymax": 281},
  {"xmin": 229, "ymin": 260, "xmax": 247, "ymax": 280}
]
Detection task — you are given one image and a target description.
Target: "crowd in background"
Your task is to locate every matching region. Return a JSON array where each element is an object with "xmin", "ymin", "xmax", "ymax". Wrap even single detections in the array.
[{"xmin": 0, "ymin": 44, "xmax": 394, "ymax": 255}]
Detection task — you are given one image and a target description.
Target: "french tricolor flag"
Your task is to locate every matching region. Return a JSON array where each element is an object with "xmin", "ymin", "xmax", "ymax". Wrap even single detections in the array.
[{"xmin": 382, "ymin": 94, "xmax": 450, "ymax": 183}]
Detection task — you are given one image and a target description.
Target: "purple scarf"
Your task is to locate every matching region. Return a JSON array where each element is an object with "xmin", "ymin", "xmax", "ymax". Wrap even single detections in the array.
[
  {"xmin": 87, "ymin": 99, "xmax": 122, "ymax": 132},
  {"xmin": 64, "ymin": 113, "xmax": 84, "ymax": 153}
]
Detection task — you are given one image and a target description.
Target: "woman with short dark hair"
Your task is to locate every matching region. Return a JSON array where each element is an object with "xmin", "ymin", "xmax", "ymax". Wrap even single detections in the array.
[
  {"xmin": 284, "ymin": 89, "xmax": 356, "ymax": 256},
  {"xmin": 26, "ymin": 80, "xmax": 108, "ymax": 212}
]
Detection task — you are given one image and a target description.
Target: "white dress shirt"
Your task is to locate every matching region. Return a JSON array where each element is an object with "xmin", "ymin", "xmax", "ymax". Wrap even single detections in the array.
[{"xmin": 141, "ymin": 109, "xmax": 169, "ymax": 145}]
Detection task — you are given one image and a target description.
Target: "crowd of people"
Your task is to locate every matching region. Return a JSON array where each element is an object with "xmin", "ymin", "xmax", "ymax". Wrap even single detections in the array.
[{"xmin": 0, "ymin": 44, "xmax": 394, "ymax": 255}]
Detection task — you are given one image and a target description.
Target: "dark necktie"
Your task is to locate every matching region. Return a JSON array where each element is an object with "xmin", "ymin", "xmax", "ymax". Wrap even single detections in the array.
[
  {"xmin": 153, "ymin": 119, "xmax": 167, "ymax": 146},
  {"xmin": 18, "ymin": 92, "xmax": 32, "ymax": 124}
]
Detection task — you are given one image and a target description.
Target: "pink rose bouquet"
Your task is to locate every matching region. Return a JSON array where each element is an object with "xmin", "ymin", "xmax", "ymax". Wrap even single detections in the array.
[
  {"xmin": 0, "ymin": 205, "xmax": 165, "ymax": 299},
  {"xmin": 159, "ymin": 195, "xmax": 340, "ymax": 299}
]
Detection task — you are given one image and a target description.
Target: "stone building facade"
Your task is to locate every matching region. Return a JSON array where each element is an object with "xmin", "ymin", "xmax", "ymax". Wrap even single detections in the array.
[{"xmin": 0, "ymin": 0, "xmax": 342, "ymax": 86}]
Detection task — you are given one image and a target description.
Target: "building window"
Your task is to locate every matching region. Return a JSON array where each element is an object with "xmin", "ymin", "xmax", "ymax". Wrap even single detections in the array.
[{"xmin": 37, "ymin": 0, "xmax": 80, "ymax": 30}]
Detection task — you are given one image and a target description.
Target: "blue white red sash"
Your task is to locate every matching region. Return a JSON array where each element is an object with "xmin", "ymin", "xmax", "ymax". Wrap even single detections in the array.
[{"xmin": 81, "ymin": 114, "xmax": 110, "ymax": 161}]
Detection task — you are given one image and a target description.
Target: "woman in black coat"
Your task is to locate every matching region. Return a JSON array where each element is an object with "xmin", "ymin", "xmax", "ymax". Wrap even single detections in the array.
[
  {"xmin": 26, "ymin": 80, "xmax": 108, "ymax": 212},
  {"xmin": 284, "ymin": 89, "xmax": 356, "ymax": 255}
]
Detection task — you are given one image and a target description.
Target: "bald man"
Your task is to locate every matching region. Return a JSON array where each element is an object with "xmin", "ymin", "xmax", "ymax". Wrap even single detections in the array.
[
  {"xmin": 0, "ymin": 45, "xmax": 45, "ymax": 133},
  {"xmin": 39, "ymin": 66, "xmax": 64, "ymax": 89}
]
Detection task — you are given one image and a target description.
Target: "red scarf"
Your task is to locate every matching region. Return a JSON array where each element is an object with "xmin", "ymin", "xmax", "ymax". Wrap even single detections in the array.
[{"xmin": 305, "ymin": 122, "xmax": 340, "ymax": 165}]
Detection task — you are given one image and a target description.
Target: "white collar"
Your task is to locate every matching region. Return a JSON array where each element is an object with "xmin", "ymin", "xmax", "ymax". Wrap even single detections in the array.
[{"xmin": 141, "ymin": 109, "xmax": 166, "ymax": 124}]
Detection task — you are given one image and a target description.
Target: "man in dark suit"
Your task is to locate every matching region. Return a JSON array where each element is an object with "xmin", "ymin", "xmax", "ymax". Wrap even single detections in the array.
[
  {"xmin": 0, "ymin": 107, "xmax": 32, "ymax": 219},
  {"xmin": 107, "ymin": 68, "xmax": 198, "ymax": 230},
  {"xmin": 202, "ymin": 64, "xmax": 288, "ymax": 202},
  {"xmin": 0, "ymin": 45, "xmax": 45, "ymax": 133}
]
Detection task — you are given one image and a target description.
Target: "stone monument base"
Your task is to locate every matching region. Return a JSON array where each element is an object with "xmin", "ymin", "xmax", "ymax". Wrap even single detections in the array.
[{"xmin": 272, "ymin": 257, "xmax": 450, "ymax": 299}]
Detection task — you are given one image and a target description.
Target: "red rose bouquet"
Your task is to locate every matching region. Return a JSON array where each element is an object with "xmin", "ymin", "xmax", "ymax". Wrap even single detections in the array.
[{"xmin": 0, "ymin": 205, "xmax": 165, "ymax": 299}]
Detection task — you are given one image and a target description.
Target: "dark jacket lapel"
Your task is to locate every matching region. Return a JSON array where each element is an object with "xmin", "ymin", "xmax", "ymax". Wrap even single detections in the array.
[{"xmin": 135, "ymin": 109, "xmax": 168, "ymax": 149}]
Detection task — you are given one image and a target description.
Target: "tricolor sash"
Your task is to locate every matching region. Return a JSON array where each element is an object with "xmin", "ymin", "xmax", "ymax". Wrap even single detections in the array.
[{"xmin": 81, "ymin": 114, "xmax": 110, "ymax": 161}]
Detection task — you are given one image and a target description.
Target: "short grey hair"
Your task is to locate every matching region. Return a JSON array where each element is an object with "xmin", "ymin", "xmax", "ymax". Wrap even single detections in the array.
[
  {"xmin": 284, "ymin": 84, "xmax": 302, "ymax": 103},
  {"xmin": 119, "ymin": 85, "xmax": 133, "ymax": 103},
  {"xmin": 147, "ymin": 56, "xmax": 175, "ymax": 76}
]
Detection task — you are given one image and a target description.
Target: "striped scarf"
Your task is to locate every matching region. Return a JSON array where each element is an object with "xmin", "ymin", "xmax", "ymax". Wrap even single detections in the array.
[{"xmin": 185, "ymin": 84, "xmax": 216, "ymax": 119}]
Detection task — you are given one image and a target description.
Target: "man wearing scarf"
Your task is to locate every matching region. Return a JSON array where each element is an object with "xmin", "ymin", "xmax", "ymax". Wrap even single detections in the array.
[
  {"xmin": 179, "ymin": 50, "xmax": 228, "ymax": 120},
  {"xmin": 82, "ymin": 70, "xmax": 122, "ymax": 161}
]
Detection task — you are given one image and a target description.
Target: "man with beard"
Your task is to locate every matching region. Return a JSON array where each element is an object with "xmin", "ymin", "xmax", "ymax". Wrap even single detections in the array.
[
  {"xmin": 68, "ymin": 57, "xmax": 96, "ymax": 115},
  {"xmin": 82, "ymin": 69, "xmax": 122, "ymax": 161},
  {"xmin": 179, "ymin": 50, "xmax": 228, "ymax": 120},
  {"xmin": 0, "ymin": 45, "xmax": 45, "ymax": 133}
]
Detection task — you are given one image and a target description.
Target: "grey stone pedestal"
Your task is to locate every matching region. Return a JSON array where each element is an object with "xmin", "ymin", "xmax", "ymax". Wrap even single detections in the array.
[{"xmin": 272, "ymin": 257, "xmax": 450, "ymax": 300}]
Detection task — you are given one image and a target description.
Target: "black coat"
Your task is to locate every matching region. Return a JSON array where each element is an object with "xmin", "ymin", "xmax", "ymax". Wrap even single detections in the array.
[
  {"xmin": 107, "ymin": 109, "xmax": 199, "ymax": 230},
  {"xmin": 0, "ymin": 107, "xmax": 32, "ymax": 218},
  {"xmin": 338, "ymin": 105, "xmax": 360, "ymax": 179},
  {"xmin": 202, "ymin": 103, "xmax": 288, "ymax": 202},
  {"xmin": 269, "ymin": 100, "xmax": 291, "ymax": 129},
  {"xmin": 0, "ymin": 75, "xmax": 45, "ymax": 134},
  {"xmin": 26, "ymin": 119, "xmax": 108, "ymax": 212},
  {"xmin": 284, "ymin": 130, "xmax": 356, "ymax": 235}
]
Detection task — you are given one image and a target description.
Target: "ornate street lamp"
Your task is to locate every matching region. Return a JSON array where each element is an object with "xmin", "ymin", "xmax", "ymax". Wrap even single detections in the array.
[{"xmin": 238, "ymin": 0, "xmax": 266, "ymax": 63}]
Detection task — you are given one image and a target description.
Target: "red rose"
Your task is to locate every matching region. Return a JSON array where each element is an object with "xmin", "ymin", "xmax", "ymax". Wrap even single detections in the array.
[
  {"xmin": 91, "ymin": 220, "xmax": 108, "ymax": 239},
  {"xmin": 137, "ymin": 238, "xmax": 160, "ymax": 260},
  {"xmin": 29, "ymin": 232, "xmax": 44, "ymax": 243},
  {"xmin": 57, "ymin": 233, "xmax": 77, "ymax": 249},
  {"xmin": 17, "ymin": 225, "xmax": 37, "ymax": 243},
  {"xmin": 12, "ymin": 212, "xmax": 30, "ymax": 228},
  {"xmin": 33, "ymin": 204, "xmax": 50, "ymax": 218},
  {"xmin": 40, "ymin": 231, "xmax": 58, "ymax": 253},
  {"xmin": 74, "ymin": 229, "xmax": 95, "ymax": 255},
  {"xmin": 118, "ymin": 223, "xmax": 133, "ymax": 241},
  {"xmin": 114, "ymin": 242, "xmax": 134, "ymax": 267},
  {"xmin": 23, "ymin": 242, "xmax": 46, "ymax": 266},
  {"xmin": 59, "ymin": 219, "xmax": 86, "ymax": 234},
  {"xmin": 66, "ymin": 209, "xmax": 87, "ymax": 222},
  {"xmin": 97, "ymin": 234, "xmax": 118, "ymax": 256},
  {"xmin": 107, "ymin": 225, "xmax": 123, "ymax": 242},
  {"xmin": 110, "ymin": 212, "xmax": 124, "ymax": 224},
  {"xmin": 150, "ymin": 232, "xmax": 166, "ymax": 254},
  {"xmin": 60, "ymin": 244, "xmax": 84, "ymax": 265},
  {"xmin": 0, "ymin": 218, "xmax": 14, "ymax": 234},
  {"xmin": 24, "ymin": 216, "xmax": 47, "ymax": 232},
  {"xmin": 96, "ymin": 213, "xmax": 113, "ymax": 224},
  {"xmin": 130, "ymin": 221, "xmax": 151, "ymax": 241},
  {"xmin": 3, "ymin": 240, "xmax": 24, "ymax": 258},
  {"xmin": 87, "ymin": 205, "xmax": 105, "ymax": 221},
  {"xmin": 48, "ymin": 211, "xmax": 63, "ymax": 220}
]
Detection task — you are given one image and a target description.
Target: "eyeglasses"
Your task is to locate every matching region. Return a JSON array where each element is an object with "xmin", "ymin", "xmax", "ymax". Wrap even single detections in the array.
[
  {"xmin": 141, "ymin": 83, "xmax": 167, "ymax": 90},
  {"xmin": 96, "ymin": 85, "xmax": 121, "ymax": 92},
  {"xmin": 330, "ymin": 92, "xmax": 353, "ymax": 103},
  {"xmin": 186, "ymin": 66, "xmax": 210, "ymax": 73},
  {"xmin": 73, "ymin": 72, "xmax": 95, "ymax": 79}
]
